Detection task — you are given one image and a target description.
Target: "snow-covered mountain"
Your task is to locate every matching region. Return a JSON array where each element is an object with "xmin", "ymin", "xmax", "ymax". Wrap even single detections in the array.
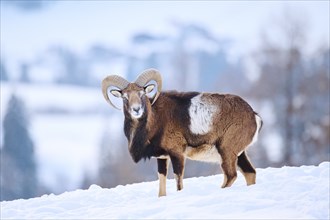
[
  {"xmin": 2, "ymin": 23, "xmax": 237, "ymax": 92},
  {"xmin": 1, "ymin": 162, "xmax": 329, "ymax": 219}
]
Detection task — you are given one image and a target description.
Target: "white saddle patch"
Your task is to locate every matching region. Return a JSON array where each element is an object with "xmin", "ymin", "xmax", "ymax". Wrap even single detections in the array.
[{"xmin": 189, "ymin": 94, "xmax": 217, "ymax": 135}]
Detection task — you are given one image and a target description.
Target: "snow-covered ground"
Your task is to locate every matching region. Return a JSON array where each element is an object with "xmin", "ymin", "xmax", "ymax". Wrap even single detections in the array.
[{"xmin": 1, "ymin": 162, "xmax": 329, "ymax": 219}]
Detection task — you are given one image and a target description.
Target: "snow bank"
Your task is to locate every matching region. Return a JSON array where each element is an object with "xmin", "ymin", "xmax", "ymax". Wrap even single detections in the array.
[{"xmin": 1, "ymin": 162, "xmax": 329, "ymax": 219}]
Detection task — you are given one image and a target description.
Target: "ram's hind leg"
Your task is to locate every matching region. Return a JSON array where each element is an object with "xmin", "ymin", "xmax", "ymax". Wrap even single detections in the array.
[
  {"xmin": 237, "ymin": 151, "xmax": 256, "ymax": 186},
  {"xmin": 157, "ymin": 158, "xmax": 169, "ymax": 197},
  {"xmin": 218, "ymin": 149, "xmax": 238, "ymax": 188}
]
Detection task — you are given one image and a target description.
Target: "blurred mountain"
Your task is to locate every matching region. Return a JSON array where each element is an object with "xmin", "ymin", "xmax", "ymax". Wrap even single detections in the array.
[
  {"xmin": 2, "ymin": 23, "xmax": 241, "ymax": 92},
  {"xmin": 2, "ymin": 0, "xmax": 53, "ymax": 11},
  {"xmin": 126, "ymin": 23, "xmax": 238, "ymax": 92}
]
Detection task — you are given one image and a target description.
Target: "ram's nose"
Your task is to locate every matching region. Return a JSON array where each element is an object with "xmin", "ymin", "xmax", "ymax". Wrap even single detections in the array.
[
  {"xmin": 132, "ymin": 106, "xmax": 141, "ymax": 113},
  {"xmin": 130, "ymin": 105, "xmax": 143, "ymax": 118}
]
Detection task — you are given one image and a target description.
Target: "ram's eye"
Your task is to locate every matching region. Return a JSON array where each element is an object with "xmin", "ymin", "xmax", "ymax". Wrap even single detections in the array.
[
  {"xmin": 145, "ymin": 84, "xmax": 155, "ymax": 94},
  {"xmin": 110, "ymin": 90, "xmax": 122, "ymax": 98}
]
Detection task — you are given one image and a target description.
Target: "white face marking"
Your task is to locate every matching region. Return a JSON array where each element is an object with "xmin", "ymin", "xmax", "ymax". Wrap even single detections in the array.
[
  {"xmin": 130, "ymin": 104, "xmax": 144, "ymax": 119},
  {"xmin": 188, "ymin": 94, "xmax": 217, "ymax": 135},
  {"xmin": 125, "ymin": 90, "xmax": 145, "ymax": 119}
]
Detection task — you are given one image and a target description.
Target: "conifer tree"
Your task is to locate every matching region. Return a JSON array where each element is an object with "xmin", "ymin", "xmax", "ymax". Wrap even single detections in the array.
[
  {"xmin": 1, "ymin": 94, "xmax": 38, "ymax": 201},
  {"xmin": 0, "ymin": 61, "xmax": 9, "ymax": 81}
]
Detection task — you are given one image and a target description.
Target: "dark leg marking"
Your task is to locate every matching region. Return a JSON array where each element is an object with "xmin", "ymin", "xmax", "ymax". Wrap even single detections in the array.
[{"xmin": 237, "ymin": 151, "xmax": 256, "ymax": 185}]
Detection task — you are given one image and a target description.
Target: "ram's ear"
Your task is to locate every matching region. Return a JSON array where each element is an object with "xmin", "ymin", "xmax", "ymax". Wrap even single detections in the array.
[
  {"xmin": 144, "ymin": 84, "xmax": 155, "ymax": 94},
  {"xmin": 110, "ymin": 89, "xmax": 122, "ymax": 98}
]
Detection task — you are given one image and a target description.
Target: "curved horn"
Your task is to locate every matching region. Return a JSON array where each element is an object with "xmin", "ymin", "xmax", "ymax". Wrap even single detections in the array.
[
  {"xmin": 101, "ymin": 75, "xmax": 130, "ymax": 109},
  {"xmin": 135, "ymin": 68, "xmax": 162, "ymax": 105}
]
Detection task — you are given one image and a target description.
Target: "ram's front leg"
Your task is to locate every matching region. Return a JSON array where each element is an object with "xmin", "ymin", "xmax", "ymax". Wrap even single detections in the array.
[
  {"xmin": 157, "ymin": 158, "xmax": 169, "ymax": 197},
  {"xmin": 170, "ymin": 154, "xmax": 185, "ymax": 191}
]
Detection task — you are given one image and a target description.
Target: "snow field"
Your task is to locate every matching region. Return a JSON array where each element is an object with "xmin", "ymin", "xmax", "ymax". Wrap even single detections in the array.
[{"xmin": 1, "ymin": 162, "xmax": 329, "ymax": 219}]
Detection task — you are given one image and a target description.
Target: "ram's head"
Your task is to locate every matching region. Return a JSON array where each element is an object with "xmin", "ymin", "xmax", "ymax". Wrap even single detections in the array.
[{"xmin": 102, "ymin": 69, "xmax": 162, "ymax": 119}]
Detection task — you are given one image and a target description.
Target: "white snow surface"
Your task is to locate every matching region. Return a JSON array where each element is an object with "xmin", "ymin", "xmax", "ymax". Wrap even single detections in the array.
[{"xmin": 1, "ymin": 162, "xmax": 329, "ymax": 219}]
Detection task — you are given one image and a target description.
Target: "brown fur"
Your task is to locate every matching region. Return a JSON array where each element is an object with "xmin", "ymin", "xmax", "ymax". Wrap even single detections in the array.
[{"xmin": 112, "ymin": 85, "xmax": 262, "ymax": 196}]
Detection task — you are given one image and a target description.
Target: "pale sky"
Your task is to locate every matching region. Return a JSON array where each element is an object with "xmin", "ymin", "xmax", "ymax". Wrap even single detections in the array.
[{"xmin": 1, "ymin": 1, "xmax": 329, "ymax": 66}]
